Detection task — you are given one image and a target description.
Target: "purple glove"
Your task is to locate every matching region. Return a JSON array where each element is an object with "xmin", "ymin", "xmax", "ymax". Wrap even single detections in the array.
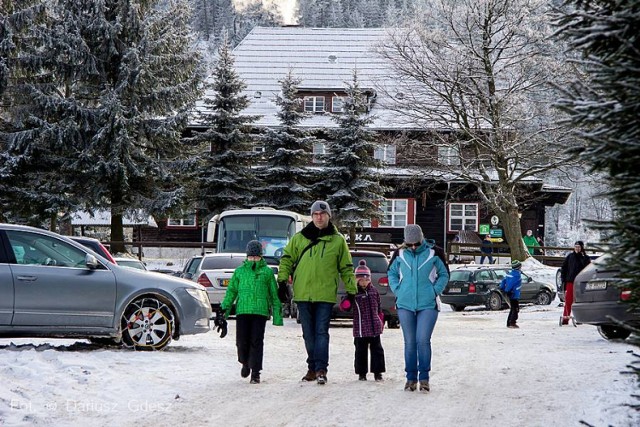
[{"xmin": 379, "ymin": 312, "xmax": 385, "ymax": 332}]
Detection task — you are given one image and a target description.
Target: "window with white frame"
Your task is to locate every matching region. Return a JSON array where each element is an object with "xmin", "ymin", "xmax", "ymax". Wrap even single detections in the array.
[
  {"xmin": 374, "ymin": 144, "xmax": 397, "ymax": 165},
  {"xmin": 438, "ymin": 145, "xmax": 460, "ymax": 166},
  {"xmin": 304, "ymin": 96, "xmax": 325, "ymax": 113},
  {"xmin": 379, "ymin": 199, "xmax": 408, "ymax": 227},
  {"xmin": 448, "ymin": 203, "xmax": 478, "ymax": 231},
  {"xmin": 332, "ymin": 96, "xmax": 344, "ymax": 113},
  {"xmin": 312, "ymin": 142, "xmax": 326, "ymax": 164},
  {"xmin": 167, "ymin": 214, "xmax": 196, "ymax": 227}
]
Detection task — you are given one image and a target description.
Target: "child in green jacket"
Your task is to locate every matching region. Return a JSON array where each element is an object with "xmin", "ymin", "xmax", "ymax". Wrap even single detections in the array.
[{"xmin": 221, "ymin": 240, "xmax": 283, "ymax": 384}]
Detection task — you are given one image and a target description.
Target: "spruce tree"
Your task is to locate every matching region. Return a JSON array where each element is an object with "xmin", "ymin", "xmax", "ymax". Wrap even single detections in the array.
[
  {"xmin": 556, "ymin": 3, "xmax": 640, "ymax": 309},
  {"xmin": 0, "ymin": 0, "xmax": 76, "ymax": 227},
  {"xmin": 254, "ymin": 71, "xmax": 314, "ymax": 213},
  {"xmin": 191, "ymin": 35, "xmax": 258, "ymax": 217},
  {"xmin": 2, "ymin": 0, "xmax": 204, "ymax": 248},
  {"xmin": 318, "ymin": 71, "xmax": 386, "ymax": 243}
]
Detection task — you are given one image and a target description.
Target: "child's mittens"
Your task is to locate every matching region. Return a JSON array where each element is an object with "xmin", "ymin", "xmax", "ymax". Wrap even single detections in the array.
[
  {"xmin": 339, "ymin": 298, "xmax": 350, "ymax": 311},
  {"xmin": 379, "ymin": 312, "xmax": 385, "ymax": 331}
]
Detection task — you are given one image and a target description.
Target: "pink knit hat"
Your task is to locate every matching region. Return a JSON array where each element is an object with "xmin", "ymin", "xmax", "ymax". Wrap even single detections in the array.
[{"xmin": 354, "ymin": 260, "xmax": 371, "ymax": 277}]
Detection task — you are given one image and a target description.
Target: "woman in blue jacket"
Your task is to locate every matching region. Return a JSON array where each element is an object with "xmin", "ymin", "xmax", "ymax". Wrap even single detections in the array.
[{"xmin": 388, "ymin": 225, "xmax": 449, "ymax": 393}]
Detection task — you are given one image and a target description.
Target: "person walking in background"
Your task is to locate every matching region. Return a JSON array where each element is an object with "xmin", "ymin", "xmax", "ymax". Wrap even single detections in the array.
[
  {"xmin": 522, "ymin": 230, "xmax": 540, "ymax": 256},
  {"xmin": 339, "ymin": 260, "xmax": 386, "ymax": 382},
  {"xmin": 388, "ymin": 224, "xmax": 449, "ymax": 393},
  {"xmin": 276, "ymin": 200, "xmax": 356, "ymax": 385},
  {"xmin": 480, "ymin": 235, "xmax": 494, "ymax": 264},
  {"xmin": 500, "ymin": 260, "xmax": 523, "ymax": 329},
  {"xmin": 560, "ymin": 241, "xmax": 591, "ymax": 325},
  {"xmin": 220, "ymin": 240, "xmax": 283, "ymax": 384}
]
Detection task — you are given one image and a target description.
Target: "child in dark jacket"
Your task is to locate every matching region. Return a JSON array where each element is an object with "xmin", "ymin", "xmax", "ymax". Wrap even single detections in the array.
[{"xmin": 340, "ymin": 260, "xmax": 386, "ymax": 381}]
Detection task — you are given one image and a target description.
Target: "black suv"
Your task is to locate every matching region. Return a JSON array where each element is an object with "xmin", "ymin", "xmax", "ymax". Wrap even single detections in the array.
[
  {"xmin": 572, "ymin": 255, "xmax": 639, "ymax": 340},
  {"xmin": 332, "ymin": 250, "xmax": 399, "ymax": 328},
  {"xmin": 441, "ymin": 265, "xmax": 556, "ymax": 311}
]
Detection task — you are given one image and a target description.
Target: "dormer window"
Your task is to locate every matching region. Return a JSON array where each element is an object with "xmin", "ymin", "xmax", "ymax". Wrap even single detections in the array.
[
  {"xmin": 332, "ymin": 96, "xmax": 344, "ymax": 113},
  {"xmin": 304, "ymin": 96, "xmax": 325, "ymax": 113}
]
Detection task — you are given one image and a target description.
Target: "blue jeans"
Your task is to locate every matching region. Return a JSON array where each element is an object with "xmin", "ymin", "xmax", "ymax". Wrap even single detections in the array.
[
  {"xmin": 297, "ymin": 302, "xmax": 333, "ymax": 372},
  {"xmin": 397, "ymin": 308, "xmax": 438, "ymax": 381}
]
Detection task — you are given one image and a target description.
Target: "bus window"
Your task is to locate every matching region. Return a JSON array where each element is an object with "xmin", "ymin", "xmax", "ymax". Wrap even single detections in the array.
[{"xmin": 218, "ymin": 215, "xmax": 296, "ymax": 259}]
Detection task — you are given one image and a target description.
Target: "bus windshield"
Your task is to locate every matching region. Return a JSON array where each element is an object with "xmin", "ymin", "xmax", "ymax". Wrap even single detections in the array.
[{"xmin": 217, "ymin": 215, "xmax": 296, "ymax": 260}]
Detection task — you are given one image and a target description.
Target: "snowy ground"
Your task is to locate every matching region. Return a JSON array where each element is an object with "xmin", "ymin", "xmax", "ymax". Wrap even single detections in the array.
[{"xmin": 1, "ymin": 261, "xmax": 638, "ymax": 427}]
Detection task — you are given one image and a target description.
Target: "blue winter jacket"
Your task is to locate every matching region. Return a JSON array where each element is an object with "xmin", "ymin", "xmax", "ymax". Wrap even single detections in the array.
[
  {"xmin": 388, "ymin": 240, "xmax": 449, "ymax": 312},
  {"xmin": 499, "ymin": 269, "xmax": 522, "ymax": 300}
]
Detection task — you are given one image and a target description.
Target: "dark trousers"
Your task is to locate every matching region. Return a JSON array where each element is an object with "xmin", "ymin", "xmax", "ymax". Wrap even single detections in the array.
[
  {"xmin": 507, "ymin": 299, "xmax": 520, "ymax": 326},
  {"xmin": 235, "ymin": 314, "xmax": 267, "ymax": 374},
  {"xmin": 354, "ymin": 336, "xmax": 386, "ymax": 375}
]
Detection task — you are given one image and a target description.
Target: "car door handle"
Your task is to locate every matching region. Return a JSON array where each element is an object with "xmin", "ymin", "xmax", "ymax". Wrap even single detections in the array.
[{"xmin": 16, "ymin": 275, "xmax": 38, "ymax": 282}]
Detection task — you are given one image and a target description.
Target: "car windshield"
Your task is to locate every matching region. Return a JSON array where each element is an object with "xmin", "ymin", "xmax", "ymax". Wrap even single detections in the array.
[
  {"xmin": 450, "ymin": 271, "xmax": 471, "ymax": 281},
  {"xmin": 201, "ymin": 256, "xmax": 245, "ymax": 270},
  {"xmin": 351, "ymin": 255, "xmax": 388, "ymax": 273}
]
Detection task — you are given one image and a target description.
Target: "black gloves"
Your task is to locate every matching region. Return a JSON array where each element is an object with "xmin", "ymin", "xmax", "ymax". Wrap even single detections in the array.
[
  {"xmin": 278, "ymin": 281, "xmax": 291, "ymax": 303},
  {"xmin": 213, "ymin": 307, "xmax": 228, "ymax": 338},
  {"xmin": 346, "ymin": 292, "xmax": 355, "ymax": 305}
]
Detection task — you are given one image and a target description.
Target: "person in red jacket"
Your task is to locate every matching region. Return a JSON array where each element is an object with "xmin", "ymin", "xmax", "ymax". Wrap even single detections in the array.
[
  {"xmin": 340, "ymin": 260, "xmax": 386, "ymax": 382},
  {"xmin": 560, "ymin": 241, "xmax": 591, "ymax": 325}
]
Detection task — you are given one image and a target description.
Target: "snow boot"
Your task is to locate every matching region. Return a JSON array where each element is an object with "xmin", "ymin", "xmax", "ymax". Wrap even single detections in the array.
[
  {"xmin": 358, "ymin": 374, "xmax": 367, "ymax": 381},
  {"xmin": 250, "ymin": 371, "xmax": 260, "ymax": 384},
  {"xmin": 419, "ymin": 380, "xmax": 430, "ymax": 392},
  {"xmin": 301, "ymin": 370, "xmax": 316, "ymax": 382},
  {"xmin": 374, "ymin": 373, "xmax": 383, "ymax": 382},
  {"xmin": 316, "ymin": 370, "xmax": 327, "ymax": 385},
  {"xmin": 241, "ymin": 363, "xmax": 250, "ymax": 378},
  {"xmin": 404, "ymin": 381, "xmax": 417, "ymax": 391}
]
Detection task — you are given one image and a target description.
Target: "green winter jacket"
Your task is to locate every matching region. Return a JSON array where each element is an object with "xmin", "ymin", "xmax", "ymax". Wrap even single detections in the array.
[
  {"xmin": 522, "ymin": 235, "xmax": 540, "ymax": 255},
  {"xmin": 277, "ymin": 222, "xmax": 356, "ymax": 303},
  {"xmin": 221, "ymin": 258, "xmax": 283, "ymax": 326}
]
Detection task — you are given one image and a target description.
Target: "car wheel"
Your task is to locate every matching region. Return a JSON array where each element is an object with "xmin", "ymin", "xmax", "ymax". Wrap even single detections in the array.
[
  {"xmin": 387, "ymin": 317, "xmax": 400, "ymax": 329},
  {"xmin": 535, "ymin": 290, "xmax": 552, "ymax": 305},
  {"xmin": 121, "ymin": 296, "xmax": 175, "ymax": 351},
  {"xmin": 449, "ymin": 304, "xmax": 465, "ymax": 312},
  {"xmin": 487, "ymin": 292, "xmax": 504, "ymax": 311},
  {"xmin": 597, "ymin": 325, "xmax": 631, "ymax": 341}
]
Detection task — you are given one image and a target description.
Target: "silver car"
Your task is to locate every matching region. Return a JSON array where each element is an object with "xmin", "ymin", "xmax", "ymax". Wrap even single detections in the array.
[{"xmin": 0, "ymin": 224, "xmax": 211, "ymax": 350}]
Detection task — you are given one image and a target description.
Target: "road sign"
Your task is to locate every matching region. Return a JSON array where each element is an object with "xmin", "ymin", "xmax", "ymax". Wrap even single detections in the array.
[
  {"xmin": 490, "ymin": 228, "xmax": 503, "ymax": 238},
  {"xmin": 491, "ymin": 215, "xmax": 499, "ymax": 226},
  {"xmin": 479, "ymin": 224, "xmax": 490, "ymax": 235}
]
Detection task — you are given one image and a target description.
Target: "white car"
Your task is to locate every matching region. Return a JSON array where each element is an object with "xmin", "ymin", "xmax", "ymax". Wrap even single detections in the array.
[
  {"xmin": 113, "ymin": 257, "xmax": 147, "ymax": 271},
  {"xmin": 192, "ymin": 253, "xmax": 247, "ymax": 309}
]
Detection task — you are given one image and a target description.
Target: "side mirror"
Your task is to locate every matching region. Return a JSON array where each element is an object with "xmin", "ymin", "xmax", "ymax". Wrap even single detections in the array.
[
  {"xmin": 527, "ymin": 276, "xmax": 533, "ymax": 283},
  {"xmin": 182, "ymin": 273, "xmax": 193, "ymax": 280},
  {"xmin": 85, "ymin": 254, "xmax": 99, "ymax": 269}
]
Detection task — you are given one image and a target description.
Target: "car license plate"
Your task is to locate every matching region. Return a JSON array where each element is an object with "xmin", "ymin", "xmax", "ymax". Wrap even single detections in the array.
[
  {"xmin": 218, "ymin": 278, "xmax": 230, "ymax": 287},
  {"xmin": 585, "ymin": 281, "xmax": 607, "ymax": 291},
  {"xmin": 449, "ymin": 288, "xmax": 461, "ymax": 293}
]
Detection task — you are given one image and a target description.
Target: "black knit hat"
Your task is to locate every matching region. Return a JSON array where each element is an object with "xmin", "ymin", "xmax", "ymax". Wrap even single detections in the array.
[{"xmin": 246, "ymin": 240, "xmax": 263, "ymax": 257}]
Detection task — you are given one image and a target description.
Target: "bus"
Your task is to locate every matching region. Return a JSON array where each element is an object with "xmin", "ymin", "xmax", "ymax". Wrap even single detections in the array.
[{"xmin": 206, "ymin": 208, "xmax": 311, "ymax": 264}]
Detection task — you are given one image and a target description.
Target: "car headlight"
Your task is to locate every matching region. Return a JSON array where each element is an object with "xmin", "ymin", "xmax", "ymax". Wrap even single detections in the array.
[{"xmin": 185, "ymin": 288, "xmax": 210, "ymax": 305}]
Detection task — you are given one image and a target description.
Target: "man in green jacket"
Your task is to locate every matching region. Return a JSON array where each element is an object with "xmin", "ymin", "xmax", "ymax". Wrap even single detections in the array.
[
  {"xmin": 277, "ymin": 200, "xmax": 356, "ymax": 385},
  {"xmin": 522, "ymin": 229, "xmax": 540, "ymax": 256},
  {"xmin": 221, "ymin": 240, "xmax": 283, "ymax": 384}
]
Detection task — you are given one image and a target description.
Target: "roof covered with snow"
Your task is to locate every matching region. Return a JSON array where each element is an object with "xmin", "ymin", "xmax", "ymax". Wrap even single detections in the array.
[{"xmin": 198, "ymin": 27, "xmax": 416, "ymax": 130}]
